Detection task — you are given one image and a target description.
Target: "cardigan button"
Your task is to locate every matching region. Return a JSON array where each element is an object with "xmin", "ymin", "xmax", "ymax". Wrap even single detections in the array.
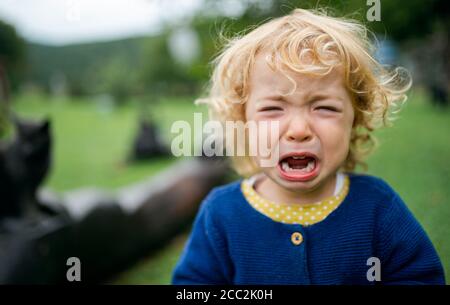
[{"xmin": 291, "ymin": 232, "xmax": 303, "ymax": 246}]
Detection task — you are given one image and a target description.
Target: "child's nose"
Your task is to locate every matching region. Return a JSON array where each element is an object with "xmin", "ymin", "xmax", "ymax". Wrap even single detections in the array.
[{"xmin": 284, "ymin": 114, "xmax": 313, "ymax": 143}]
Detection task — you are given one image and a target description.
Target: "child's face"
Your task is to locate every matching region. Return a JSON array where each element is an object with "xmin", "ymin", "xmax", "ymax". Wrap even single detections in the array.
[{"xmin": 245, "ymin": 53, "xmax": 355, "ymax": 197}]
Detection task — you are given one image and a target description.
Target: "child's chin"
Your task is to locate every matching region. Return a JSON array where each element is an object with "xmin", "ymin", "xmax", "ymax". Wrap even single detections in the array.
[{"xmin": 279, "ymin": 175, "xmax": 320, "ymax": 187}]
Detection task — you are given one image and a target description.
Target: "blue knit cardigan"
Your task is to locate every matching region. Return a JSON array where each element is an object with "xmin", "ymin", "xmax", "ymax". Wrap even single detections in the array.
[{"xmin": 172, "ymin": 173, "xmax": 445, "ymax": 285}]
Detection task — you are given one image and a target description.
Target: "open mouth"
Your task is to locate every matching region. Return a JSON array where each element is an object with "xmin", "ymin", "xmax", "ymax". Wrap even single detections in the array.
[{"xmin": 277, "ymin": 153, "xmax": 319, "ymax": 181}]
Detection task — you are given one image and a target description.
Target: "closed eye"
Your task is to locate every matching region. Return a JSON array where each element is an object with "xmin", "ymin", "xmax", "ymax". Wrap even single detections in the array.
[
  {"xmin": 315, "ymin": 106, "xmax": 340, "ymax": 112},
  {"xmin": 259, "ymin": 106, "xmax": 283, "ymax": 112}
]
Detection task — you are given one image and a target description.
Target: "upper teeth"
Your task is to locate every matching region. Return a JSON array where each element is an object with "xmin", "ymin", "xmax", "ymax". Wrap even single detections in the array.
[{"xmin": 291, "ymin": 156, "xmax": 306, "ymax": 159}]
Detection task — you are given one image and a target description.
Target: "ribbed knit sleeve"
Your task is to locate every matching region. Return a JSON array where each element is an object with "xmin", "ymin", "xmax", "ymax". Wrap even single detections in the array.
[
  {"xmin": 171, "ymin": 190, "xmax": 231, "ymax": 284},
  {"xmin": 377, "ymin": 193, "xmax": 445, "ymax": 284}
]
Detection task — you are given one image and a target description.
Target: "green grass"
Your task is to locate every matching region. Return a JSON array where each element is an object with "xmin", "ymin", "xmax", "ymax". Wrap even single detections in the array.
[
  {"xmin": 109, "ymin": 234, "xmax": 189, "ymax": 284},
  {"xmin": 12, "ymin": 93, "xmax": 208, "ymax": 191},
  {"xmin": 11, "ymin": 90, "xmax": 450, "ymax": 284},
  {"xmin": 367, "ymin": 90, "xmax": 450, "ymax": 283}
]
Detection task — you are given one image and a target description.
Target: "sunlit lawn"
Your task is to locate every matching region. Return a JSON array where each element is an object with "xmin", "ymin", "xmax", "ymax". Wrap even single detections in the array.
[
  {"xmin": 12, "ymin": 93, "xmax": 208, "ymax": 191},
  {"xmin": 12, "ymin": 90, "xmax": 450, "ymax": 284}
]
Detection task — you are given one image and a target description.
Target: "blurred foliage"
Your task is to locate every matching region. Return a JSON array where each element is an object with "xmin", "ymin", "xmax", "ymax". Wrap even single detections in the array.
[
  {"xmin": 88, "ymin": 55, "xmax": 140, "ymax": 104},
  {"xmin": 139, "ymin": 34, "xmax": 200, "ymax": 96},
  {"xmin": 26, "ymin": 37, "xmax": 145, "ymax": 97},
  {"xmin": 0, "ymin": 19, "xmax": 26, "ymax": 137},
  {"xmin": 200, "ymin": 0, "xmax": 448, "ymax": 41},
  {"xmin": 2, "ymin": 0, "xmax": 447, "ymax": 102},
  {"xmin": 0, "ymin": 19, "xmax": 25, "ymax": 91}
]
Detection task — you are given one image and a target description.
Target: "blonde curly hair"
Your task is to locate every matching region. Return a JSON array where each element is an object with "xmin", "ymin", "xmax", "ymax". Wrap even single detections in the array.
[{"xmin": 196, "ymin": 8, "xmax": 411, "ymax": 177}]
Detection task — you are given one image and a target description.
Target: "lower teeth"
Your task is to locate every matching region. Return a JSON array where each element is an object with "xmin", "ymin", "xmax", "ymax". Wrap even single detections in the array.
[{"xmin": 281, "ymin": 160, "xmax": 315, "ymax": 173}]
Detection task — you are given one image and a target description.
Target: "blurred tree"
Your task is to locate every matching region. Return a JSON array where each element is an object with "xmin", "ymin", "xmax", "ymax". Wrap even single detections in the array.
[
  {"xmin": 138, "ymin": 34, "xmax": 199, "ymax": 96},
  {"xmin": 26, "ymin": 37, "xmax": 144, "ymax": 97},
  {"xmin": 0, "ymin": 19, "xmax": 25, "ymax": 96},
  {"xmin": 199, "ymin": 0, "xmax": 448, "ymax": 42},
  {"xmin": 0, "ymin": 19, "xmax": 25, "ymax": 137},
  {"xmin": 16, "ymin": 0, "xmax": 448, "ymax": 102},
  {"xmin": 192, "ymin": 0, "xmax": 448, "ymax": 103},
  {"xmin": 90, "ymin": 55, "xmax": 140, "ymax": 103}
]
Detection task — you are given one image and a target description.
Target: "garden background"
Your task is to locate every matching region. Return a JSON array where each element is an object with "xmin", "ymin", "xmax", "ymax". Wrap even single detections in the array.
[{"xmin": 0, "ymin": 0, "xmax": 448, "ymax": 283}]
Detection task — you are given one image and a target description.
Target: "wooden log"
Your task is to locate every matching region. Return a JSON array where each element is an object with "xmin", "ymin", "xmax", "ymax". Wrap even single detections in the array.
[{"xmin": 0, "ymin": 157, "xmax": 229, "ymax": 283}]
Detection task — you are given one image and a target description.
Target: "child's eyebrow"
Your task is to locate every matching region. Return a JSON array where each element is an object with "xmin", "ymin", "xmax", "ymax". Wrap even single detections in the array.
[
  {"xmin": 258, "ymin": 93, "xmax": 345, "ymax": 104},
  {"xmin": 258, "ymin": 94, "xmax": 284, "ymax": 102},
  {"xmin": 309, "ymin": 93, "xmax": 344, "ymax": 103}
]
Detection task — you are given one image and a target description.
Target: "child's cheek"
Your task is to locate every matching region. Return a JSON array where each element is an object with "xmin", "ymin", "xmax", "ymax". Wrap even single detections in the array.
[
  {"xmin": 247, "ymin": 120, "xmax": 281, "ymax": 165},
  {"xmin": 318, "ymin": 119, "xmax": 352, "ymax": 158}
]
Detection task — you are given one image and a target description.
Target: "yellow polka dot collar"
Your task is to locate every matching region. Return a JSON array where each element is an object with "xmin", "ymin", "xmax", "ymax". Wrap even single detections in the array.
[{"xmin": 241, "ymin": 173, "xmax": 350, "ymax": 226}]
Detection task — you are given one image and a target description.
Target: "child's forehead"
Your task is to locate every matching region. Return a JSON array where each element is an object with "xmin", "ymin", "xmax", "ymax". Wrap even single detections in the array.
[{"xmin": 250, "ymin": 52, "xmax": 347, "ymax": 95}]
